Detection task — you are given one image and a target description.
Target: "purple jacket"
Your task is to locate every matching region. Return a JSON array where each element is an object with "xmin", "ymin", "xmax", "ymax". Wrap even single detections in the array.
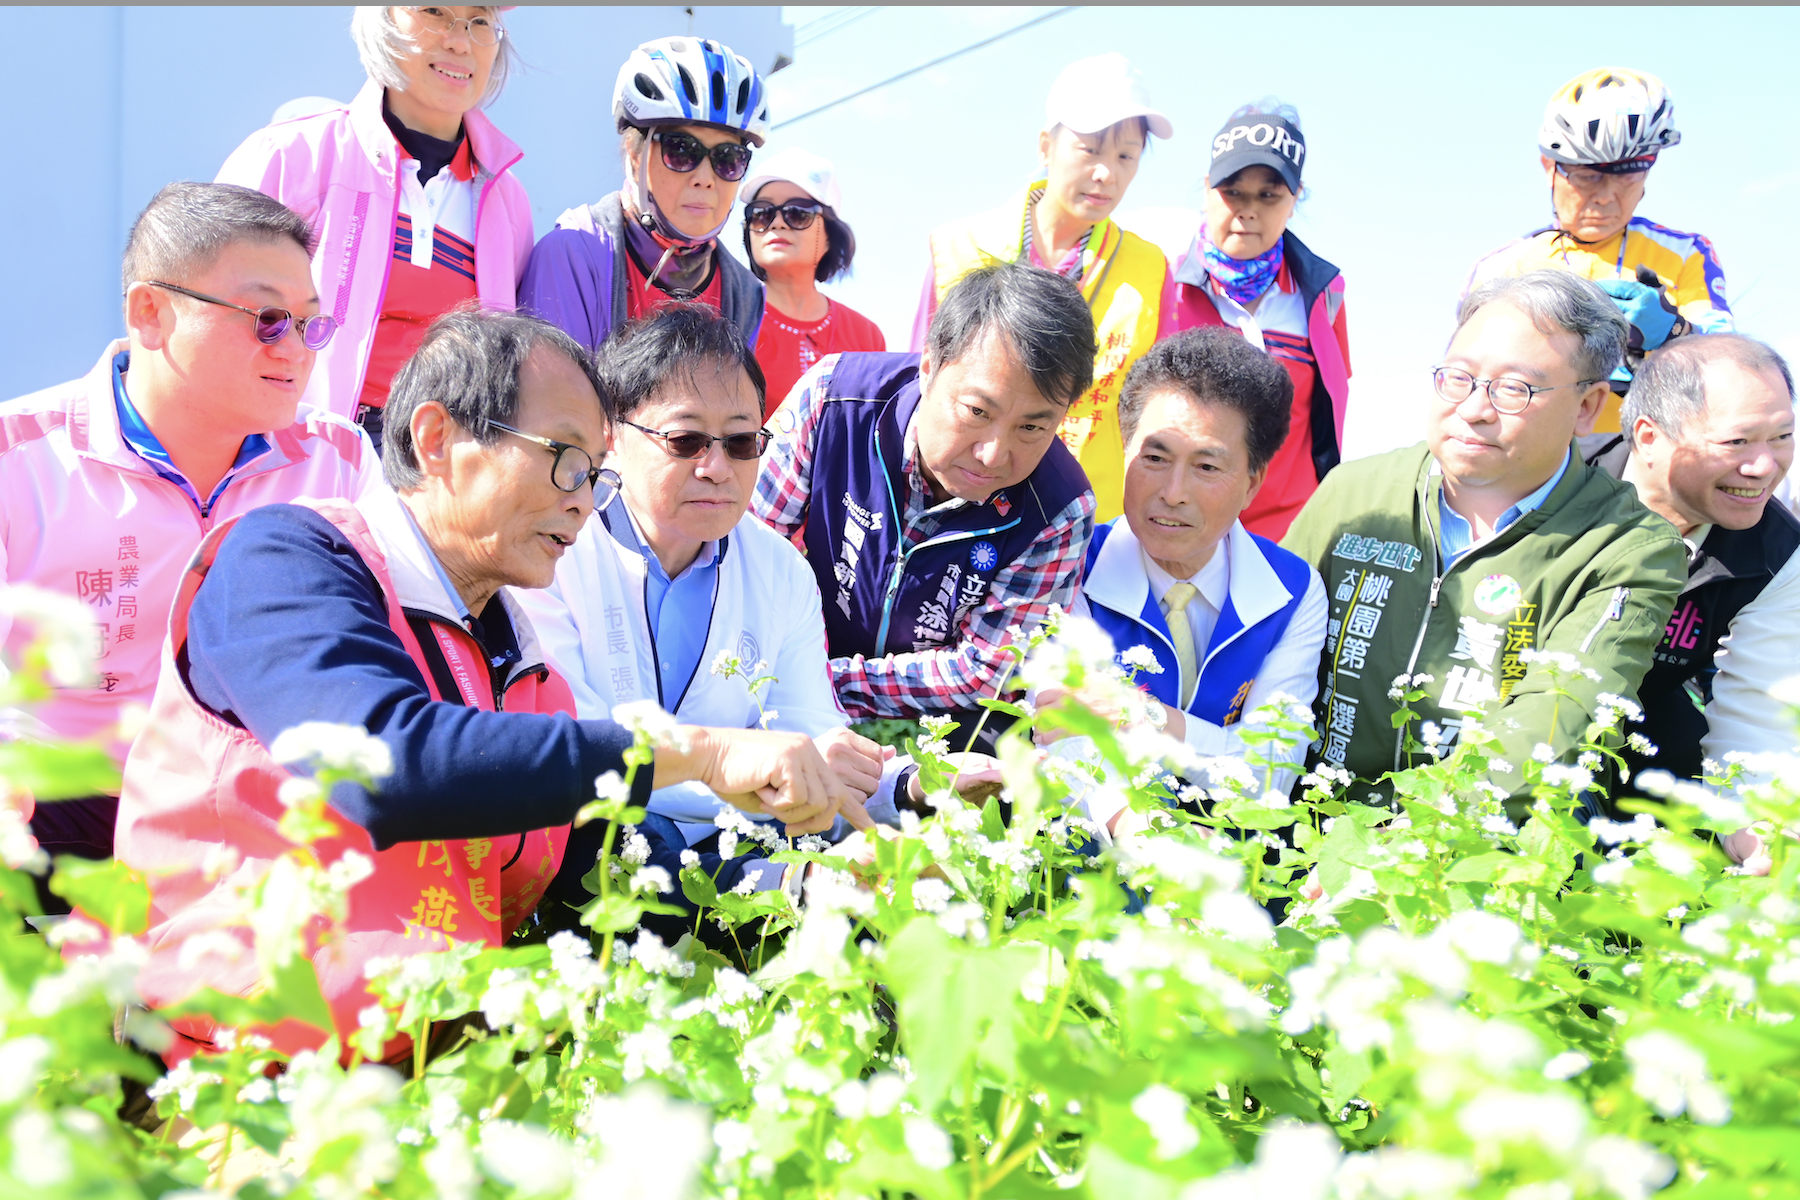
[
  {"xmin": 518, "ymin": 194, "xmax": 765, "ymax": 352},
  {"xmin": 217, "ymin": 80, "xmax": 535, "ymax": 421}
]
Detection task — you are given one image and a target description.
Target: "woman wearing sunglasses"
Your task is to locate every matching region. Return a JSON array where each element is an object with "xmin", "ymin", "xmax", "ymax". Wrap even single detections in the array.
[
  {"xmin": 518, "ymin": 36, "xmax": 770, "ymax": 356},
  {"xmin": 218, "ymin": 6, "xmax": 533, "ymax": 451},
  {"xmin": 916, "ymin": 53, "xmax": 1174, "ymax": 524},
  {"xmin": 739, "ymin": 149, "xmax": 886, "ymax": 415}
]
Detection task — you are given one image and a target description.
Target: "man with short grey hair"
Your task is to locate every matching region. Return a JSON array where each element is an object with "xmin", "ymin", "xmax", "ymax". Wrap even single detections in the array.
[
  {"xmin": 1584, "ymin": 334, "xmax": 1797, "ymax": 859},
  {"xmin": 1, "ymin": 182, "xmax": 379, "ymax": 884},
  {"xmin": 1283, "ymin": 270, "xmax": 1686, "ymax": 808}
]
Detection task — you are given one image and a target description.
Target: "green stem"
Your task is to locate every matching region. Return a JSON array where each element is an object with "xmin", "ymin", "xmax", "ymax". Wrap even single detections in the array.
[
  {"xmin": 597, "ymin": 756, "xmax": 641, "ymax": 970},
  {"xmin": 956, "ymin": 654, "xmax": 1020, "ymax": 772}
]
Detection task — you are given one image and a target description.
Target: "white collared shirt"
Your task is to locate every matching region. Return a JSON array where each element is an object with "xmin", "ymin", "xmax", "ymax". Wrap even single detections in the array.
[{"xmin": 1140, "ymin": 537, "xmax": 1231, "ymax": 679}]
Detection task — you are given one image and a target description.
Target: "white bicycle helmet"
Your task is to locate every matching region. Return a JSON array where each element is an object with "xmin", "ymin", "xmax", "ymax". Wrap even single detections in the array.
[
  {"xmin": 1538, "ymin": 67, "xmax": 1680, "ymax": 167},
  {"xmin": 614, "ymin": 36, "xmax": 770, "ymax": 147}
]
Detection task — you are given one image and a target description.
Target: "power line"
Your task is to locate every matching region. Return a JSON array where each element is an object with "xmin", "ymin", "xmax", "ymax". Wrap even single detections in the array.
[
  {"xmin": 774, "ymin": 6, "xmax": 1080, "ymax": 130},
  {"xmin": 794, "ymin": 6, "xmax": 881, "ymax": 47}
]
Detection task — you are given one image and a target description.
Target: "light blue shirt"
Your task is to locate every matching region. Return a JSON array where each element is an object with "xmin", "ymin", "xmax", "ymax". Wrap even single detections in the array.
[
  {"xmin": 613, "ymin": 498, "xmax": 720, "ymax": 708},
  {"xmin": 112, "ymin": 351, "xmax": 271, "ymax": 517},
  {"xmin": 1438, "ymin": 449, "xmax": 1570, "ymax": 567},
  {"xmin": 399, "ymin": 501, "xmax": 471, "ymax": 622}
]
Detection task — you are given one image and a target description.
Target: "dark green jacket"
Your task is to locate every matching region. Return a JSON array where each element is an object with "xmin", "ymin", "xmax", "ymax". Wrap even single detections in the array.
[{"xmin": 1282, "ymin": 441, "xmax": 1685, "ymax": 799}]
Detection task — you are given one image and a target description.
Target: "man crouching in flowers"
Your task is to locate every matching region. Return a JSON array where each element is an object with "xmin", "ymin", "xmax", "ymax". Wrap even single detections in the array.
[
  {"xmin": 514, "ymin": 305, "xmax": 1002, "ymax": 935},
  {"xmin": 112, "ymin": 310, "xmax": 854, "ymax": 1067},
  {"xmin": 1034, "ymin": 328, "xmax": 1327, "ymax": 835}
]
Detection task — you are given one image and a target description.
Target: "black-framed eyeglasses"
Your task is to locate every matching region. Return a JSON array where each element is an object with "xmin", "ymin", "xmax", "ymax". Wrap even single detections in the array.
[
  {"xmin": 652, "ymin": 129, "xmax": 753, "ymax": 182},
  {"xmin": 745, "ymin": 200, "xmax": 823, "ymax": 233},
  {"xmin": 139, "ymin": 280, "xmax": 337, "ymax": 350},
  {"xmin": 489, "ymin": 421, "xmax": 618, "ymax": 499},
  {"xmin": 1431, "ymin": 366, "xmax": 1603, "ymax": 415},
  {"xmin": 411, "ymin": 5, "xmax": 505, "ymax": 46},
  {"xmin": 622, "ymin": 419, "xmax": 771, "ymax": 461}
]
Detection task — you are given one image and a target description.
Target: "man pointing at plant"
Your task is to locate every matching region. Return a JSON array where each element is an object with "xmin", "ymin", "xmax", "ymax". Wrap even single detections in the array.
[{"xmin": 1283, "ymin": 271, "xmax": 1685, "ymax": 808}]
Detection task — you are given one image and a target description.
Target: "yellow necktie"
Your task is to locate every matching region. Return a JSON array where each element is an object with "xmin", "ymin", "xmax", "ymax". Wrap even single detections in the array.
[{"xmin": 1162, "ymin": 582, "xmax": 1199, "ymax": 710}]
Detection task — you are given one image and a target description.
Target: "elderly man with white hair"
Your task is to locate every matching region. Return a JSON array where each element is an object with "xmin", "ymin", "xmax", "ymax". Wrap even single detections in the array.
[{"xmin": 115, "ymin": 310, "xmax": 851, "ymax": 1067}]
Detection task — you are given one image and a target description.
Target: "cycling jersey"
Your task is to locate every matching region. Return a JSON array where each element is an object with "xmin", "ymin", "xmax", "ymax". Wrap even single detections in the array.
[
  {"xmin": 1466, "ymin": 217, "xmax": 1731, "ymax": 333},
  {"xmin": 1466, "ymin": 216, "xmax": 1731, "ymax": 433}
]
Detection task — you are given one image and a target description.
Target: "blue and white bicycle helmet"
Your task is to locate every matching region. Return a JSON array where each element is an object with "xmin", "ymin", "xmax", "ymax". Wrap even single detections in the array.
[{"xmin": 614, "ymin": 36, "xmax": 770, "ymax": 147}]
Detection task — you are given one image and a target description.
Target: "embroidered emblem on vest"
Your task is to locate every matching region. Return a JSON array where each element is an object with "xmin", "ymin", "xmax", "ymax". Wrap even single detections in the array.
[{"xmin": 971, "ymin": 541, "xmax": 998, "ymax": 571}]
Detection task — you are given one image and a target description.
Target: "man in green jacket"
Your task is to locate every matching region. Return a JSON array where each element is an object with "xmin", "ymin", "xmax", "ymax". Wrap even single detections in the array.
[{"xmin": 1283, "ymin": 270, "xmax": 1685, "ymax": 803}]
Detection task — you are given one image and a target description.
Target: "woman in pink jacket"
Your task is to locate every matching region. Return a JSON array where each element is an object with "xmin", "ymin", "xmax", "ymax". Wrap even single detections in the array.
[{"xmin": 217, "ymin": 5, "xmax": 534, "ymax": 450}]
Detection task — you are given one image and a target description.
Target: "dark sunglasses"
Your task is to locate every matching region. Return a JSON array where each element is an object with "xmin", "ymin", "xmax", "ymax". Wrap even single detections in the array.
[
  {"xmin": 653, "ymin": 129, "xmax": 753, "ymax": 182},
  {"xmin": 745, "ymin": 200, "xmax": 824, "ymax": 233},
  {"xmin": 140, "ymin": 280, "xmax": 337, "ymax": 350},
  {"xmin": 622, "ymin": 419, "xmax": 771, "ymax": 461}
]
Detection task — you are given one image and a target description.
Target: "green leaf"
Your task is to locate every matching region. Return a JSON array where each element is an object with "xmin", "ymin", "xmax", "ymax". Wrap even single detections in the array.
[
  {"xmin": 881, "ymin": 919, "xmax": 1039, "ymax": 1109},
  {"xmin": 999, "ymin": 734, "xmax": 1045, "ymax": 826},
  {"xmin": 976, "ymin": 697, "xmax": 1030, "ymax": 718},
  {"xmin": 1324, "ymin": 1045, "xmax": 1373, "ymax": 1107},
  {"xmin": 0, "ymin": 740, "xmax": 121, "ymax": 800},
  {"xmin": 1316, "ymin": 814, "xmax": 1377, "ymax": 896},
  {"xmin": 48, "ymin": 855, "xmax": 150, "ymax": 934},
  {"xmin": 1444, "ymin": 851, "xmax": 1547, "ymax": 885},
  {"xmin": 266, "ymin": 952, "xmax": 335, "ymax": 1035},
  {"xmin": 578, "ymin": 892, "xmax": 684, "ymax": 933},
  {"xmin": 162, "ymin": 965, "xmax": 333, "ymax": 1036},
  {"xmin": 680, "ymin": 863, "xmax": 720, "ymax": 907},
  {"xmin": 1082, "ymin": 1144, "xmax": 1182, "ymax": 1200}
]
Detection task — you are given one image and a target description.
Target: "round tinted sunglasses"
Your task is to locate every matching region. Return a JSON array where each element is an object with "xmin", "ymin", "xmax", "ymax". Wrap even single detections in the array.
[
  {"xmin": 652, "ymin": 129, "xmax": 753, "ymax": 182},
  {"xmin": 745, "ymin": 200, "xmax": 823, "ymax": 233},
  {"xmin": 622, "ymin": 419, "xmax": 771, "ymax": 461},
  {"xmin": 141, "ymin": 280, "xmax": 337, "ymax": 350}
]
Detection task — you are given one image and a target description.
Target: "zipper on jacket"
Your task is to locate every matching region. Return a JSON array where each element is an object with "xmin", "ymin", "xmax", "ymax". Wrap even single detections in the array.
[{"xmin": 1578, "ymin": 587, "xmax": 1630, "ymax": 654}]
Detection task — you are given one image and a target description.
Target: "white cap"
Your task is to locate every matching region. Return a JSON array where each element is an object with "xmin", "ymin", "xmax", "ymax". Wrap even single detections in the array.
[
  {"xmin": 742, "ymin": 148, "xmax": 843, "ymax": 214},
  {"xmin": 1045, "ymin": 53, "xmax": 1172, "ymax": 140}
]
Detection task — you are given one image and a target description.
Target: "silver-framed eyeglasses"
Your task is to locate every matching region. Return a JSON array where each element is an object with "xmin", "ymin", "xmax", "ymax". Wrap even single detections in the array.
[
  {"xmin": 1431, "ymin": 366, "xmax": 1603, "ymax": 415},
  {"xmin": 489, "ymin": 422, "xmax": 617, "ymax": 499},
  {"xmin": 410, "ymin": 6, "xmax": 506, "ymax": 46}
]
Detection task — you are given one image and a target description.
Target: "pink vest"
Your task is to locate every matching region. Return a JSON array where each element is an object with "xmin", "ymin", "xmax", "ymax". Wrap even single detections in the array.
[
  {"xmin": 216, "ymin": 81, "xmax": 535, "ymax": 422},
  {"xmin": 117, "ymin": 497, "xmax": 572, "ymax": 1065},
  {"xmin": 0, "ymin": 342, "xmax": 377, "ymax": 764}
]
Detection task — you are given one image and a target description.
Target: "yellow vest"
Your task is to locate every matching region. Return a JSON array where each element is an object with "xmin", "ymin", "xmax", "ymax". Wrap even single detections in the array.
[{"xmin": 928, "ymin": 183, "xmax": 1167, "ymax": 522}]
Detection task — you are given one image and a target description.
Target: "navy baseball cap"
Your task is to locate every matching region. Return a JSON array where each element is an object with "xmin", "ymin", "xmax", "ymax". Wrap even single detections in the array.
[{"xmin": 1208, "ymin": 114, "xmax": 1305, "ymax": 193}]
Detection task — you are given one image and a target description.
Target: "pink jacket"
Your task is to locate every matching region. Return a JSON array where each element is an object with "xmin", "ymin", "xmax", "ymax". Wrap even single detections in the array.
[
  {"xmin": 0, "ymin": 343, "xmax": 382, "ymax": 766},
  {"xmin": 216, "ymin": 80, "xmax": 534, "ymax": 422}
]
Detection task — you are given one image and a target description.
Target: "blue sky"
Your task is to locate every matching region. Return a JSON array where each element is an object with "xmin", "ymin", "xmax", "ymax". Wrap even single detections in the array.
[{"xmin": 754, "ymin": 5, "xmax": 1800, "ymax": 460}]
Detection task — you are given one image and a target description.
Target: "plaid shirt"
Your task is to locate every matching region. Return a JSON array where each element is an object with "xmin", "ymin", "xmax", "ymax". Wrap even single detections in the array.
[{"xmin": 752, "ymin": 355, "xmax": 1095, "ymax": 718}]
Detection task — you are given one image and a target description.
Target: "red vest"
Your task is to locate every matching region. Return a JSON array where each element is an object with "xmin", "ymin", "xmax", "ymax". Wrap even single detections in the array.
[{"xmin": 116, "ymin": 497, "xmax": 573, "ymax": 1064}]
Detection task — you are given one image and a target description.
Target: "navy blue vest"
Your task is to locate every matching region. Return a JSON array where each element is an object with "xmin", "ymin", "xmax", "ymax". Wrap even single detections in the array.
[
  {"xmin": 803, "ymin": 352, "xmax": 1091, "ymax": 659},
  {"xmin": 1082, "ymin": 521, "xmax": 1311, "ymax": 726}
]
